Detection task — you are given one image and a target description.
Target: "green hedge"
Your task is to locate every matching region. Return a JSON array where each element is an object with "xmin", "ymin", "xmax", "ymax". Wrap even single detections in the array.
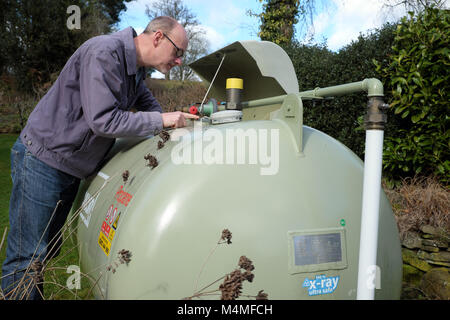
[
  {"xmin": 283, "ymin": 8, "xmax": 448, "ymax": 185},
  {"xmin": 376, "ymin": 8, "xmax": 449, "ymax": 185},
  {"xmin": 283, "ymin": 23, "xmax": 397, "ymax": 158}
]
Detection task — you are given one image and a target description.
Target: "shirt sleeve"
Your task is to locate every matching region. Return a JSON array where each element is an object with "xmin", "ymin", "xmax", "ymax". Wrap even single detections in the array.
[{"xmin": 79, "ymin": 50, "xmax": 163, "ymax": 138}]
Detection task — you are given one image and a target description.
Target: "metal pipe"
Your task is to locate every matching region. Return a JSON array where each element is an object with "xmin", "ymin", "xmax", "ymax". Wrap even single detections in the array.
[
  {"xmin": 240, "ymin": 78, "xmax": 384, "ymax": 108},
  {"xmin": 357, "ymin": 130, "xmax": 384, "ymax": 300},
  {"xmin": 241, "ymin": 94, "xmax": 286, "ymax": 108},
  {"xmin": 356, "ymin": 96, "xmax": 388, "ymax": 300},
  {"xmin": 298, "ymin": 78, "xmax": 384, "ymax": 98}
]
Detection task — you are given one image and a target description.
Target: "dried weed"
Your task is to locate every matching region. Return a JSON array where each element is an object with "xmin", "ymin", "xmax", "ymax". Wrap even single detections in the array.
[
  {"xmin": 383, "ymin": 176, "xmax": 449, "ymax": 239},
  {"xmin": 187, "ymin": 229, "xmax": 268, "ymax": 301}
]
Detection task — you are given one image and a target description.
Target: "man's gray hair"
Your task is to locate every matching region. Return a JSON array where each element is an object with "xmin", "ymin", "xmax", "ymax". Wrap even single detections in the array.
[{"xmin": 144, "ymin": 16, "xmax": 178, "ymax": 35}]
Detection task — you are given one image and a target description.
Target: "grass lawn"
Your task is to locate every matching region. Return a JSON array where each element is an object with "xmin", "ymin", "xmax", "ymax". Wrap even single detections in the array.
[
  {"xmin": 0, "ymin": 134, "xmax": 17, "ymax": 249},
  {"xmin": 0, "ymin": 134, "xmax": 91, "ymax": 299}
]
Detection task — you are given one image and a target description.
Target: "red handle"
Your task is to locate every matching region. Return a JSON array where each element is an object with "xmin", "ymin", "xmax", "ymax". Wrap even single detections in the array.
[{"xmin": 189, "ymin": 105, "xmax": 198, "ymax": 115}]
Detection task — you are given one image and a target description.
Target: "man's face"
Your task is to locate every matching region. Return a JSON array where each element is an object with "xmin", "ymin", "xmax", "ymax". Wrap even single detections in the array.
[{"xmin": 151, "ymin": 25, "xmax": 188, "ymax": 74}]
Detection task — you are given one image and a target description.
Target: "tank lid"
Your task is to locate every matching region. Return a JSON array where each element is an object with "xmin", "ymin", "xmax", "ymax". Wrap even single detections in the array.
[{"xmin": 189, "ymin": 41, "xmax": 299, "ymax": 103}]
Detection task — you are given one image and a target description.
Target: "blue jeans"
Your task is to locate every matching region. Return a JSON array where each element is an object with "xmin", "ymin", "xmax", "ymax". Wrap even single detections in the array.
[{"xmin": 1, "ymin": 138, "xmax": 80, "ymax": 300}]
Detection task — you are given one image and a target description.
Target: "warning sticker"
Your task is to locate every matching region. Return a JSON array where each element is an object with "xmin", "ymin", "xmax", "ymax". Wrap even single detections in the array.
[
  {"xmin": 98, "ymin": 185, "xmax": 131, "ymax": 256},
  {"xmin": 112, "ymin": 212, "xmax": 121, "ymax": 230},
  {"xmin": 98, "ymin": 204, "xmax": 121, "ymax": 256},
  {"xmin": 108, "ymin": 228, "xmax": 115, "ymax": 242},
  {"xmin": 79, "ymin": 191, "xmax": 98, "ymax": 228},
  {"xmin": 114, "ymin": 185, "xmax": 133, "ymax": 206},
  {"xmin": 98, "ymin": 232, "xmax": 111, "ymax": 256}
]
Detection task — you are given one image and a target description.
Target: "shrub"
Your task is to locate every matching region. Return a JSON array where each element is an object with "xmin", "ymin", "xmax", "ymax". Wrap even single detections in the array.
[
  {"xmin": 283, "ymin": 23, "xmax": 396, "ymax": 158},
  {"xmin": 376, "ymin": 8, "xmax": 449, "ymax": 185},
  {"xmin": 145, "ymin": 79, "xmax": 207, "ymax": 112}
]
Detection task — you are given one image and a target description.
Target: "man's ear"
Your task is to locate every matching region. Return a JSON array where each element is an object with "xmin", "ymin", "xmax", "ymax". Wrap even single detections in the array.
[{"xmin": 152, "ymin": 30, "xmax": 163, "ymax": 47}]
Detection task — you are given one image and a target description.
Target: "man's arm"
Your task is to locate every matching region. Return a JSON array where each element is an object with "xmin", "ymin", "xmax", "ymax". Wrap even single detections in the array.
[
  {"xmin": 79, "ymin": 50, "xmax": 163, "ymax": 138},
  {"xmin": 133, "ymin": 76, "xmax": 199, "ymax": 128}
]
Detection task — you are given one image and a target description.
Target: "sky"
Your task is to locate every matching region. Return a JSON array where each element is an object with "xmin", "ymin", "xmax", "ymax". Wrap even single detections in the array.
[{"xmin": 116, "ymin": 0, "xmax": 447, "ymax": 77}]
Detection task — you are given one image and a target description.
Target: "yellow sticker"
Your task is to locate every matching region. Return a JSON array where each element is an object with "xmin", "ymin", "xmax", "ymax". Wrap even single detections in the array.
[
  {"xmin": 108, "ymin": 228, "xmax": 115, "ymax": 242},
  {"xmin": 112, "ymin": 212, "xmax": 121, "ymax": 230},
  {"xmin": 98, "ymin": 232, "xmax": 111, "ymax": 256}
]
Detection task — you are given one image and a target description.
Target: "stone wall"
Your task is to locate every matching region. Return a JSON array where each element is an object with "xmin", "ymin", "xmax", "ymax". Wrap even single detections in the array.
[{"xmin": 401, "ymin": 225, "xmax": 450, "ymax": 299}]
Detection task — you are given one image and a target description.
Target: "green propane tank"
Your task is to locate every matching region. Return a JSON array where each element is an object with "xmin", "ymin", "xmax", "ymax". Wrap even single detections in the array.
[{"xmin": 71, "ymin": 41, "xmax": 402, "ymax": 300}]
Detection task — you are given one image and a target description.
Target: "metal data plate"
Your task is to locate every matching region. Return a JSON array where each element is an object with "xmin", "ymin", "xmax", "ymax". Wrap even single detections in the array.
[
  {"xmin": 210, "ymin": 110, "xmax": 243, "ymax": 124},
  {"xmin": 287, "ymin": 228, "xmax": 348, "ymax": 274}
]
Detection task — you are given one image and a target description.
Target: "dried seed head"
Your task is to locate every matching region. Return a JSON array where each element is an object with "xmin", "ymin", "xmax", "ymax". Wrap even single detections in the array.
[
  {"xmin": 122, "ymin": 170, "xmax": 130, "ymax": 183},
  {"xmin": 157, "ymin": 140, "xmax": 164, "ymax": 150},
  {"xmin": 118, "ymin": 249, "xmax": 132, "ymax": 265},
  {"xmin": 256, "ymin": 290, "xmax": 268, "ymax": 300},
  {"xmin": 30, "ymin": 260, "xmax": 43, "ymax": 273},
  {"xmin": 30, "ymin": 259, "xmax": 44, "ymax": 283},
  {"xmin": 219, "ymin": 269, "xmax": 243, "ymax": 300},
  {"xmin": 221, "ymin": 229, "xmax": 232, "ymax": 244},
  {"xmin": 144, "ymin": 154, "xmax": 158, "ymax": 169},
  {"xmin": 159, "ymin": 130, "xmax": 170, "ymax": 143},
  {"xmin": 241, "ymin": 270, "xmax": 254, "ymax": 283},
  {"xmin": 218, "ymin": 255, "xmax": 256, "ymax": 300},
  {"xmin": 238, "ymin": 256, "xmax": 254, "ymax": 271}
]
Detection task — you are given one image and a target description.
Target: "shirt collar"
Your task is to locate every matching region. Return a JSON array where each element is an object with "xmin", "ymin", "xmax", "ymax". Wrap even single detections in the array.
[{"xmin": 114, "ymin": 27, "xmax": 139, "ymax": 76}]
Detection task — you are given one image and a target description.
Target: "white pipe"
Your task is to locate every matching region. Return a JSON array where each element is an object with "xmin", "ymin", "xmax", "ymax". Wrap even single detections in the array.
[{"xmin": 357, "ymin": 129, "xmax": 384, "ymax": 300}]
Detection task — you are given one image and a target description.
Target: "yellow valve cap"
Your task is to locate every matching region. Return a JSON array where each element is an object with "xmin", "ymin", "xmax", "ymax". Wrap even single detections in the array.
[{"xmin": 226, "ymin": 78, "xmax": 243, "ymax": 90}]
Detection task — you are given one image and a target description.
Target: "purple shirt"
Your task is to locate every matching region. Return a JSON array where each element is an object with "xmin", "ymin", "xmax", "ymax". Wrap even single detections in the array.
[{"xmin": 20, "ymin": 27, "xmax": 163, "ymax": 179}]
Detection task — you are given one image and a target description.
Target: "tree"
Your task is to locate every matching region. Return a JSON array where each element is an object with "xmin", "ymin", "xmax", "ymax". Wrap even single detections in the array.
[
  {"xmin": 258, "ymin": 0, "xmax": 300, "ymax": 45},
  {"xmin": 170, "ymin": 26, "xmax": 210, "ymax": 81},
  {"xmin": 0, "ymin": 0, "xmax": 8, "ymax": 75},
  {"xmin": 0, "ymin": 0, "xmax": 133, "ymax": 92},
  {"xmin": 382, "ymin": 0, "xmax": 448, "ymax": 14},
  {"xmin": 145, "ymin": 0, "xmax": 210, "ymax": 81},
  {"xmin": 250, "ymin": 0, "xmax": 322, "ymax": 45}
]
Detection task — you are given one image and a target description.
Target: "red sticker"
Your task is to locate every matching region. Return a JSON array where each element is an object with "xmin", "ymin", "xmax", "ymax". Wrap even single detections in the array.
[
  {"xmin": 115, "ymin": 185, "xmax": 133, "ymax": 206},
  {"xmin": 101, "ymin": 221, "xmax": 111, "ymax": 237}
]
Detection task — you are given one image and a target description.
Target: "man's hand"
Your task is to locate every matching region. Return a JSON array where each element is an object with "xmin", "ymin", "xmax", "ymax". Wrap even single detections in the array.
[{"xmin": 161, "ymin": 111, "xmax": 199, "ymax": 128}]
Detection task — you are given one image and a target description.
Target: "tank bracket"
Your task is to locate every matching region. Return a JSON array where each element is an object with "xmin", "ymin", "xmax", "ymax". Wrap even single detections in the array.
[{"xmin": 271, "ymin": 93, "xmax": 303, "ymax": 154}]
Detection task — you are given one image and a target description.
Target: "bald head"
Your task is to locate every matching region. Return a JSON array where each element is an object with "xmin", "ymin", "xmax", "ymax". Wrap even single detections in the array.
[
  {"xmin": 134, "ymin": 16, "xmax": 188, "ymax": 74},
  {"xmin": 144, "ymin": 16, "xmax": 179, "ymax": 35}
]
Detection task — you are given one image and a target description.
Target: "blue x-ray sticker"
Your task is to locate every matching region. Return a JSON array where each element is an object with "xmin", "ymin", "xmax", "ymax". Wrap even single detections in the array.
[{"xmin": 302, "ymin": 274, "xmax": 340, "ymax": 296}]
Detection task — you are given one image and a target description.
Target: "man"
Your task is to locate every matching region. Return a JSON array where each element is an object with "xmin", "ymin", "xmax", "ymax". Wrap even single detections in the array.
[{"xmin": 1, "ymin": 16, "xmax": 198, "ymax": 300}]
